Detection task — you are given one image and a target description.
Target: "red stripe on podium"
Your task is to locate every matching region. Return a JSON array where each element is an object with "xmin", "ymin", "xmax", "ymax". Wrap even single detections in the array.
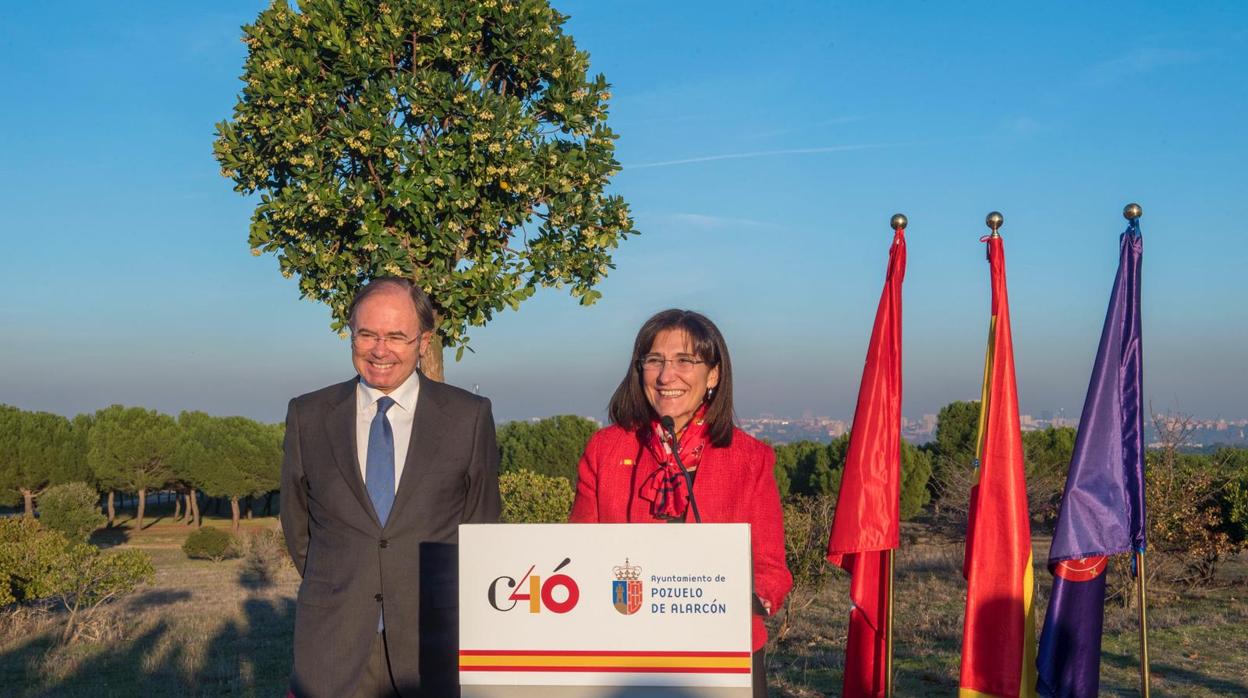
[
  {"xmin": 459, "ymin": 665, "xmax": 752, "ymax": 674},
  {"xmin": 460, "ymin": 649, "xmax": 749, "ymax": 657}
]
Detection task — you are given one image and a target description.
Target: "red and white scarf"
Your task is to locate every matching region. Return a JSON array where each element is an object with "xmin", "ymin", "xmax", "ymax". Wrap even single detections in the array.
[{"xmin": 638, "ymin": 406, "xmax": 709, "ymax": 519}]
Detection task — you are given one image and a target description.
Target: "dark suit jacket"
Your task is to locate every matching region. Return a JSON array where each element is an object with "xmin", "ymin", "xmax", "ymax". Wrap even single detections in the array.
[{"xmin": 281, "ymin": 372, "xmax": 501, "ymax": 698}]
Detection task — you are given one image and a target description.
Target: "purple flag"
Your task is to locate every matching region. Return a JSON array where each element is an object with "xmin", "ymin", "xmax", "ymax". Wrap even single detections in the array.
[{"xmin": 1037, "ymin": 218, "xmax": 1144, "ymax": 697}]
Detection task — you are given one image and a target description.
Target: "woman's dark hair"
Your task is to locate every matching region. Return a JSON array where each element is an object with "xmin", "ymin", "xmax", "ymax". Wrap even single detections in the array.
[{"xmin": 608, "ymin": 309, "xmax": 735, "ymax": 447}]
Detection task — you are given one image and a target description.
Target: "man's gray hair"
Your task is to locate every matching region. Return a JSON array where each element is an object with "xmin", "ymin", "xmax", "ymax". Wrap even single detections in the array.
[{"xmin": 347, "ymin": 277, "xmax": 436, "ymax": 333}]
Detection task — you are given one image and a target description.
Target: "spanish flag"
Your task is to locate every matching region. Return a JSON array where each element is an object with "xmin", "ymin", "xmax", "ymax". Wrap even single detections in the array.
[
  {"xmin": 960, "ymin": 232, "xmax": 1037, "ymax": 698},
  {"xmin": 827, "ymin": 223, "xmax": 905, "ymax": 697}
]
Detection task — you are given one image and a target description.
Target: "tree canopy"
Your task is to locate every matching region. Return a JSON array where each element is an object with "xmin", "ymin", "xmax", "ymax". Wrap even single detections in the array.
[
  {"xmin": 87, "ymin": 406, "xmax": 179, "ymax": 530},
  {"xmin": 214, "ymin": 0, "xmax": 635, "ymax": 377},
  {"xmin": 774, "ymin": 435, "xmax": 932, "ymax": 520},
  {"xmin": 175, "ymin": 412, "xmax": 283, "ymax": 531},
  {"xmin": 497, "ymin": 414, "xmax": 597, "ymax": 482},
  {"xmin": 0, "ymin": 407, "xmax": 81, "ymax": 515}
]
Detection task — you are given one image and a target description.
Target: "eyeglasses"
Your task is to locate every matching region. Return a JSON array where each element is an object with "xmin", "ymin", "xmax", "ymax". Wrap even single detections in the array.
[
  {"xmin": 351, "ymin": 331, "xmax": 421, "ymax": 350},
  {"xmin": 638, "ymin": 355, "xmax": 707, "ymax": 373}
]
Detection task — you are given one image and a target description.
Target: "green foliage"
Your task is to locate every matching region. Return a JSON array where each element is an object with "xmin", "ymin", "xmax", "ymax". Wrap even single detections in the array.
[
  {"xmin": 1022, "ymin": 426, "xmax": 1076, "ymax": 476},
  {"xmin": 0, "ymin": 406, "xmax": 79, "ymax": 510},
  {"xmin": 930, "ymin": 400, "xmax": 980, "ymax": 492},
  {"xmin": 497, "ymin": 415, "xmax": 597, "ymax": 481},
  {"xmin": 499, "ymin": 468, "xmax": 574, "ymax": 523},
  {"xmin": 0, "ymin": 517, "xmax": 154, "ymax": 642},
  {"xmin": 774, "ymin": 440, "xmax": 835, "ymax": 498},
  {"xmin": 1211, "ymin": 447, "xmax": 1248, "ymax": 547},
  {"xmin": 1021, "ymin": 426, "xmax": 1077, "ymax": 528},
  {"xmin": 774, "ymin": 435, "xmax": 932, "ymax": 520},
  {"xmin": 899, "ymin": 442, "xmax": 934, "ymax": 519},
  {"xmin": 214, "ymin": 0, "xmax": 636, "ymax": 358},
  {"xmin": 0, "ymin": 517, "xmax": 61, "ymax": 605},
  {"xmin": 37, "ymin": 482, "xmax": 104, "ymax": 543},
  {"xmin": 87, "ymin": 405, "xmax": 179, "ymax": 495},
  {"xmin": 0, "ymin": 405, "xmax": 20, "ymax": 507},
  {"xmin": 771, "ymin": 451, "xmax": 791, "ymax": 499},
  {"xmin": 182, "ymin": 527, "xmax": 239, "ymax": 562},
  {"xmin": 59, "ymin": 413, "xmax": 96, "ymax": 486},
  {"xmin": 175, "ymin": 412, "xmax": 283, "ymax": 501},
  {"xmin": 1141, "ymin": 420, "xmax": 1247, "ymax": 588}
]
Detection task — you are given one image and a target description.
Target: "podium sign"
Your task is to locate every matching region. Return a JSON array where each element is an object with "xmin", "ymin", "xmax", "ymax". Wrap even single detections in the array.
[{"xmin": 459, "ymin": 523, "xmax": 753, "ymax": 697}]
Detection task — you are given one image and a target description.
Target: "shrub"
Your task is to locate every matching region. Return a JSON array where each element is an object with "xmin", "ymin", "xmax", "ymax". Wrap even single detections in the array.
[
  {"xmin": 772, "ymin": 493, "xmax": 838, "ymax": 645},
  {"xmin": 182, "ymin": 527, "xmax": 238, "ymax": 562},
  {"xmin": 239, "ymin": 527, "xmax": 292, "ymax": 587},
  {"xmin": 38, "ymin": 482, "xmax": 105, "ymax": 542},
  {"xmin": 50, "ymin": 542, "xmax": 154, "ymax": 642},
  {"xmin": 0, "ymin": 517, "xmax": 154, "ymax": 642},
  {"xmin": 1, "ymin": 517, "xmax": 67, "ymax": 605},
  {"xmin": 499, "ymin": 469, "xmax": 575, "ymax": 523}
]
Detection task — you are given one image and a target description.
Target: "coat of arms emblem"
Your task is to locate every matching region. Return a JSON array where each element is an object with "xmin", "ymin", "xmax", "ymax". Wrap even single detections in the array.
[{"xmin": 612, "ymin": 558, "xmax": 643, "ymax": 615}]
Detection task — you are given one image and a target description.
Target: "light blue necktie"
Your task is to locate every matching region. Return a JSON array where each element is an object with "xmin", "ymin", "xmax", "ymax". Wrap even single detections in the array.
[
  {"xmin": 366, "ymin": 396, "xmax": 396, "ymax": 633},
  {"xmin": 366, "ymin": 396, "xmax": 396, "ymax": 526}
]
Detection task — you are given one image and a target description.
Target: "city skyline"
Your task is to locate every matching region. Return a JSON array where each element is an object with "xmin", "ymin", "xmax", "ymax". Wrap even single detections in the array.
[{"xmin": 2, "ymin": 2, "xmax": 1246, "ymax": 425}]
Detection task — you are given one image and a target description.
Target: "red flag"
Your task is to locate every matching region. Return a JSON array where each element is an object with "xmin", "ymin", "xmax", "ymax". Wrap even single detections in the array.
[
  {"xmin": 827, "ymin": 226, "xmax": 905, "ymax": 697},
  {"xmin": 959, "ymin": 234, "xmax": 1037, "ymax": 697}
]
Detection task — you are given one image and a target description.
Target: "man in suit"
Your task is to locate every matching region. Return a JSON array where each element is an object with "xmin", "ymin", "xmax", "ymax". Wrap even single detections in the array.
[{"xmin": 281, "ymin": 277, "xmax": 501, "ymax": 697}]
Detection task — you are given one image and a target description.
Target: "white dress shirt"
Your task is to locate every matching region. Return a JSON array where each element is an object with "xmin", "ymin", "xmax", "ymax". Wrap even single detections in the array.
[{"xmin": 355, "ymin": 371, "xmax": 421, "ymax": 493}]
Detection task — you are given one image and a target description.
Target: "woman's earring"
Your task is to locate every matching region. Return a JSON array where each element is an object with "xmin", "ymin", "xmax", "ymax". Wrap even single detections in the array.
[{"xmin": 705, "ymin": 387, "xmax": 715, "ymax": 401}]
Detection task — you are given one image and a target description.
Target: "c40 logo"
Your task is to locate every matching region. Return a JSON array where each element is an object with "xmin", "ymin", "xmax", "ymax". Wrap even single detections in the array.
[{"xmin": 488, "ymin": 557, "xmax": 580, "ymax": 614}]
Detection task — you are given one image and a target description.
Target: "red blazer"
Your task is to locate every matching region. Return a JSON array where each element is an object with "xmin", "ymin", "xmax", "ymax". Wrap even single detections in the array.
[{"xmin": 569, "ymin": 424, "xmax": 793, "ymax": 651}]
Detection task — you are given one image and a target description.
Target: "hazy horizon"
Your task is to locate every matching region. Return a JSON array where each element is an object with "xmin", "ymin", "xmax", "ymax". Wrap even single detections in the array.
[{"xmin": 3, "ymin": 2, "xmax": 1245, "ymax": 426}]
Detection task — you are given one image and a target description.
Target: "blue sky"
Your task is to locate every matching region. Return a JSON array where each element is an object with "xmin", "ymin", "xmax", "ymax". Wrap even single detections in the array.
[{"xmin": 2, "ymin": 1, "xmax": 1245, "ymax": 425}]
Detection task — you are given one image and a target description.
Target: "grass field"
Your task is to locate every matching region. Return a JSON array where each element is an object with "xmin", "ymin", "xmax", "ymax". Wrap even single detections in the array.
[
  {"xmin": 767, "ymin": 532, "xmax": 1248, "ymax": 697},
  {"xmin": 2, "ymin": 513, "xmax": 1245, "ymax": 697}
]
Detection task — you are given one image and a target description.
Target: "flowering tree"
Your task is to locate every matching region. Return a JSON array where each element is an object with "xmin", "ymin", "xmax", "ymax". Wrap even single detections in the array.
[{"xmin": 214, "ymin": 0, "xmax": 635, "ymax": 378}]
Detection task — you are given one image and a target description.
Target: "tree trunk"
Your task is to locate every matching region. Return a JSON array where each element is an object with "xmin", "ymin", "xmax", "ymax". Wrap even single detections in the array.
[
  {"xmin": 173, "ymin": 494, "xmax": 182, "ymax": 521},
  {"xmin": 420, "ymin": 318, "xmax": 444, "ymax": 382},
  {"xmin": 107, "ymin": 491, "xmax": 116, "ymax": 527},
  {"xmin": 190, "ymin": 489, "xmax": 202, "ymax": 528},
  {"xmin": 136, "ymin": 488, "xmax": 147, "ymax": 531},
  {"xmin": 245, "ymin": 495, "xmax": 254, "ymax": 520},
  {"xmin": 264, "ymin": 491, "xmax": 275, "ymax": 516},
  {"xmin": 21, "ymin": 489, "xmax": 35, "ymax": 518},
  {"xmin": 230, "ymin": 497, "xmax": 241, "ymax": 533}
]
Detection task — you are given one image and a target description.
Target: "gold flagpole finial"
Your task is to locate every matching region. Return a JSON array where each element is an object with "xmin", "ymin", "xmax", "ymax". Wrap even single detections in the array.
[
  {"xmin": 985, "ymin": 211, "xmax": 1004, "ymax": 237},
  {"xmin": 1124, "ymin": 202, "xmax": 1143, "ymax": 220},
  {"xmin": 890, "ymin": 213, "xmax": 908, "ymax": 231}
]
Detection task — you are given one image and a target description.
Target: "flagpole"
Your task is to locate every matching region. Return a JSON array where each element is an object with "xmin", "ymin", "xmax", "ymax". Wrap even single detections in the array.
[
  {"xmin": 1136, "ymin": 550, "xmax": 1151, "ymax": 697},
  {"xmin": 1124, "ymin": 201, "xmax": 1150, "ymax": 698},
  {"xmin": 884, "ymin": 212, "xmax": 906, "ymax": 698},
  {"xmin": 886, "ymin": 548, "xmax": 895, "ymax": 697}
]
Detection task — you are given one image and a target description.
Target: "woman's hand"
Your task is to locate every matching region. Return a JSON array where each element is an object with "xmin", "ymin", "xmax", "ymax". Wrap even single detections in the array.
[{"xmin": 753, "ymin": 593, "xmax": 773, "ymax": 616}]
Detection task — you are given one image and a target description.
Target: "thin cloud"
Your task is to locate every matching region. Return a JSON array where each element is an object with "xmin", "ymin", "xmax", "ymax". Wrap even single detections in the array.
[
  {"xmin": 1083, "ymin": 47, "xmax": 1205, "ymax": 87},
  {"xmin": 627, "ymin": 143, "xmax": 896, "ymax": 170}
]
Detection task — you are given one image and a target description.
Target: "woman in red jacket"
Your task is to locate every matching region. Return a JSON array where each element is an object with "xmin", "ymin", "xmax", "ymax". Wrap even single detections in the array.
[{"xmin": 569, "ymin": 309, "xmax": 792, "ymax": 697}]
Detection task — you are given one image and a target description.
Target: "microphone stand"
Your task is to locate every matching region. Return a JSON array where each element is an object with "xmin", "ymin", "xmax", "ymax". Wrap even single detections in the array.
[{"xmin": 660, "ymin": 417, "xmax": 702, "ymax": 523}]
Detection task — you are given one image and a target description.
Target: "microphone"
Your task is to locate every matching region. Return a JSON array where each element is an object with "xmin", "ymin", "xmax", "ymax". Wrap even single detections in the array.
[{"xmin": 659, "ymin": 416, "xmax": 702, "ymax": 523}]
